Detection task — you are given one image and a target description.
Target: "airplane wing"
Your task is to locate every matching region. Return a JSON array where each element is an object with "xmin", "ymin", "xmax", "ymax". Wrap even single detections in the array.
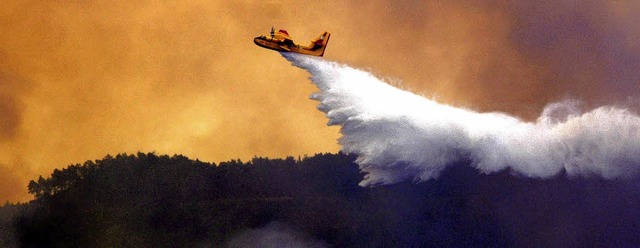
[{"xmin": 277, "ymin": 29, "xmax": 293, "ymax": 40}]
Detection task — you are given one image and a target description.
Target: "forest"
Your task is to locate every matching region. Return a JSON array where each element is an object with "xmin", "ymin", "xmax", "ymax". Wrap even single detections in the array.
[{"xmin": 1, "ymin": 152, "xmax": 639, "ymax": 247}]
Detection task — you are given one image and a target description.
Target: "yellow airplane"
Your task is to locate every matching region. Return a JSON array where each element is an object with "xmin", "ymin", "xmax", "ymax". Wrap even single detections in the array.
[{"xmin": 254, "ymin": 28, "xmax": 331, "ymax": 57}]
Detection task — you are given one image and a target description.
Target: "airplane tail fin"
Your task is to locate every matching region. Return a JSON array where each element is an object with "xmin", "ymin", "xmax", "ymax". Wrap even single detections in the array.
[{"xmin": 306, "ymin": 32, "xmax": 331, "ymax": 57}]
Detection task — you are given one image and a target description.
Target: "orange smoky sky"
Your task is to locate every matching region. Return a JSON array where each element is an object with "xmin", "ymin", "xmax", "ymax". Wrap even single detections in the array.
[{"xmin": 1, "ymin": 0, "xmax": 639, "ymax": 202}]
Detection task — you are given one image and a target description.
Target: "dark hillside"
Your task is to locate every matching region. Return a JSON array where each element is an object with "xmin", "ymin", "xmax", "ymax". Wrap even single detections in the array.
[{"xmin": 3, "ymin": 152, "xmax": 640, "ymax": 247}]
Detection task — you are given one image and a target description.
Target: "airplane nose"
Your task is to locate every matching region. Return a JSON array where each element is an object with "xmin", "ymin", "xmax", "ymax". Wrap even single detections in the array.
[{"xmin": 254, "ymin": 37, "xmax": 268, "ymax": 48}]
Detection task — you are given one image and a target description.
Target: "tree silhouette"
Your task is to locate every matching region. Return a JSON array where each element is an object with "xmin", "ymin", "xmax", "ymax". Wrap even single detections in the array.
[{"xmin": 3, "ymin": 152, "xmax": 640, "ymax": 247}]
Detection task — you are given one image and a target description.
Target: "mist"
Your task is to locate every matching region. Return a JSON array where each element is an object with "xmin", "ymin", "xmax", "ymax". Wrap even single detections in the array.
[
  {"xmin": 226, "ymin": 222, "xmax": 328, "ymax": 248},
  {"xmin": 285, "ymin": 53, "xmax": 640, "ymax": 186}
]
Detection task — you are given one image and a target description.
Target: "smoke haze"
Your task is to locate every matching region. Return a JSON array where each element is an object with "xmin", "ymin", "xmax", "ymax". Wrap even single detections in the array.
[
  {"xmin": 1, "ymin": 0, "xmax": 639, "ymax": 201},
  {"xmin": 226, "ymin": 222, "xmax": 328, "ymax": 248},
  {"xmin": 285, "ymin": 53, "xmax": 640, "ymax": 185}
]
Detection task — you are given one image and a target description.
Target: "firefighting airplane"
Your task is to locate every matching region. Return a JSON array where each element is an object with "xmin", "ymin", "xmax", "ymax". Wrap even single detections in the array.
[{"xmin": 254, "ymin": 28, "xmax": 331, "ymax": 57}]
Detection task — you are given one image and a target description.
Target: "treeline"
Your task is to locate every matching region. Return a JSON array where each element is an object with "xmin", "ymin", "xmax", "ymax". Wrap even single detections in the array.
[
  {"xmin": 2, "ymin": 152, "xmax": 640, "ymax": 247},
  {"xmin": 10, "ymin": 152, "xmax": 364, "ymax": 247}
]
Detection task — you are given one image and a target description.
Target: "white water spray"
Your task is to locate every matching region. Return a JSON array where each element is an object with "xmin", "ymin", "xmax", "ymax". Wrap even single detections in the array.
[{"xmin": 284, "ymin": 53, "xmax": 640, "ymax": 186}]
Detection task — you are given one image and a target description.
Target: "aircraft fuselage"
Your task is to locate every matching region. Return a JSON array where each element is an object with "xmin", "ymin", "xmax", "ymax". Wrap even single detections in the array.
[
  {"xmin": 253, "ymin": 29, "xmax": 330, "ymax": 57},
  {"xmin": 253, "ymin": 36, "xmax": 298, "ymax": 52}
]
